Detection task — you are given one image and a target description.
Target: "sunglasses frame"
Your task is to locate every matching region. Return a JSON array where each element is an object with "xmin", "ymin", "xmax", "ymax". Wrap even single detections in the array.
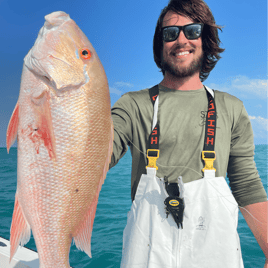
[{"xmin": 161, "ymin": 23, "xmax": 204, "ymax": 42}]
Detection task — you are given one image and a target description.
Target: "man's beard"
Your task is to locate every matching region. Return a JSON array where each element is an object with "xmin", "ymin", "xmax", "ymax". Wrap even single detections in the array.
[{"xmin": 161, "ymin": 51, "xmax": 203, "ymax": 78}]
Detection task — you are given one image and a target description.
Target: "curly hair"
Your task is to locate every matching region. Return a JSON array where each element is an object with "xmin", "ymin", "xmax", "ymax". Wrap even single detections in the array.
[{"xmin": 153, "ymin": 0, "xmax": 225, "ymax": 81}]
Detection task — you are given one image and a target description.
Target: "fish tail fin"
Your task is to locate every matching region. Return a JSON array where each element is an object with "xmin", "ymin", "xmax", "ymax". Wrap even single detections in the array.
[
  {"xmin": 73, "ymin": 121, "xmax": 114, "ymax": 258},
  {"xmin": 6, "ymin": 101, "xmax": 19, "ymax": 153},
  {"xmin": 9, "ymin": 194, "xmax": 31, "ymax": 262}
]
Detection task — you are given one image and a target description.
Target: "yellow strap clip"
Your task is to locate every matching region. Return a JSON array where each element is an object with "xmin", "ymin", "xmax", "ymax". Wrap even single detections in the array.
[
  {"xmin": 202, "ymin": 151, "xmax": 216, "ymax": 172},
  {"xmin": 146, "ymin": 149, "xmax": 160, "ymax": 170}
]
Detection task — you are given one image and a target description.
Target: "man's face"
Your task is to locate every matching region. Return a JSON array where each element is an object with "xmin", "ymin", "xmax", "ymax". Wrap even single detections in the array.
[{"xmin": 161, "ymin": 11, "xmax": 203, "ymax": 78}]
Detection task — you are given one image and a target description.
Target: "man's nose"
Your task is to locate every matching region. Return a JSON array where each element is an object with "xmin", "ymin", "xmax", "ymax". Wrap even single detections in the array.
[{"xmin": 176, "ymin": 30, "xmax": 188, "ymax": 44}]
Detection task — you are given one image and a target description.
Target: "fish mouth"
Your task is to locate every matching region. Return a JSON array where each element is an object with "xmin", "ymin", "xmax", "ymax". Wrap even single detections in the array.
[{"xmin": 44, "ymin": 11, "xmax": 71, "ymax": 29}]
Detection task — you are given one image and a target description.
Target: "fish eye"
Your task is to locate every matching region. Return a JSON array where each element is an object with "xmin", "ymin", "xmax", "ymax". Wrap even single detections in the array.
[{"xmin": 80, "ymin": 48, "xmax": 91, "ymax": 60}]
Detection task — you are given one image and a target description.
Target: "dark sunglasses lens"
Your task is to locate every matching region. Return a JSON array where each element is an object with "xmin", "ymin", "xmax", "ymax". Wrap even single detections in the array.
[
  {"xmin": 184, "ymin": 24, "xmax": 202, "ymax": 40},
  {"xmin": 163, "ymin": 27, "xmax": 180, "ymax": 42}
]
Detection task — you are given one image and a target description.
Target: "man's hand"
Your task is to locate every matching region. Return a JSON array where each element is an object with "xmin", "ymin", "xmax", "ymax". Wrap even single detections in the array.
[{"xmin": 240, "ymin": 201, "xmax": 268, "ymax": 265}]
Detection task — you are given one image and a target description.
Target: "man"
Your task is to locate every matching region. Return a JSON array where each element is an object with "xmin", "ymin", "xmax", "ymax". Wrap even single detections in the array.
[{"xmin": 109, "ymin": 0, "xmax": 268, "ymax": 267}]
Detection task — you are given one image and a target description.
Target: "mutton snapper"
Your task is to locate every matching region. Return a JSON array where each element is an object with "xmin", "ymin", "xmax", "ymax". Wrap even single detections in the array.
[{"xmin": 6, "ymin": 11, "xmax": 113, "ymax": 267}]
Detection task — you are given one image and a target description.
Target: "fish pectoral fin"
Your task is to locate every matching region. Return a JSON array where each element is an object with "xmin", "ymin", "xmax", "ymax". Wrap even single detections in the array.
[
  {"xmin": 6, "ymin": 101, "xmax": 19, "ymax": 153},
  {"xmin": 32, "ymin": 91, "xmax": 57, "ymax": 160},
  {"xmin": 10, "ymin": 194, "xmax": 31, "ymax": 262}
]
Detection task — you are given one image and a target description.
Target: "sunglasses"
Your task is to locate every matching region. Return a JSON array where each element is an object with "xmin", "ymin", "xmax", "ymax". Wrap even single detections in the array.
[{"xmin": 162, "ymin": 23, "xmax": 204, "ymax": 42}]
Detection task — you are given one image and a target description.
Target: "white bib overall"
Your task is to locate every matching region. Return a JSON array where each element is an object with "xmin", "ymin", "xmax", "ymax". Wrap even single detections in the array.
[
  {"xmin": 120, "ymin": 168, "xmax": 244, "ymax": 268},
  {"xmin": 120, "ymin": 86, "xmax": 244, "ymax": 268}
]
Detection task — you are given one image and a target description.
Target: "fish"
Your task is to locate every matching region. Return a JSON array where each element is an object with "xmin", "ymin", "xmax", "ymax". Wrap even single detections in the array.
[{"xmin": 6, "ymin": 11, "xmax": 113, "ymax": 267}]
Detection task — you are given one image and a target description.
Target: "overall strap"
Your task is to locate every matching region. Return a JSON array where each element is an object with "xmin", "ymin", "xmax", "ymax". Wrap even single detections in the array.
[
  {"xmin": 147, "ymin": 85, "xmax": 160, "ymax": 170},
  {"xmin": 202, "ymin": 86, "xmax": 217, "ymax": 172},
  {"xmin": 146, "ymin": 85, "xmax": 217, "ymax": 172}
]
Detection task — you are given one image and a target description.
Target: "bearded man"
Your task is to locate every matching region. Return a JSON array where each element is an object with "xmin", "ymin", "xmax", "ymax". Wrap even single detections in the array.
[{"xmin": 109, "ymin": 0, "xmax": 268, "ymax": 267}]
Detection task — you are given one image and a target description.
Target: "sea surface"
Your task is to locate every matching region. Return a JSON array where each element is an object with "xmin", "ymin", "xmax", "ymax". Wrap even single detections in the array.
[{"xmin": 0, "ymin": 145, "xmax": 267, "ymax": 268}]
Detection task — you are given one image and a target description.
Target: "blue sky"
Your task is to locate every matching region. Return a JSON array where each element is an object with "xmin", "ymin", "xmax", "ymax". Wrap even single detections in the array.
[{"xmin": 0, "ymin": 0, "xmax": 267, "ymax": 146}]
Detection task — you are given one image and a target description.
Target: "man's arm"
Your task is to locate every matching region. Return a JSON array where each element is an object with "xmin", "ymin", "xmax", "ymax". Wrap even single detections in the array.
[
  {"xmin": 109, "ymin": 94, "xmax": 134, "ymax": 169},
  {"xmin": 240, "ymin": 201, "xmax": 268, "ymax": 265}
]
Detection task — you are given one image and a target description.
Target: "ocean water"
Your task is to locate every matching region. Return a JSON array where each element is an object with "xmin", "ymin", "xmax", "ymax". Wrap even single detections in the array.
[{"xmin": 0, "ymin": 145, "xmax": 267, "ymax": 268}]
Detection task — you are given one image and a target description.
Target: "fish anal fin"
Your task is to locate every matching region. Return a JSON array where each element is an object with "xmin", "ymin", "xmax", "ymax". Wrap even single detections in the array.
[
  {"xmin": 9, "ymin": 194, "xmax": 31, "ymax": 262},
  {"xmin": 6, "ymin": 102, "xmax": 19, "ymax": 153}
]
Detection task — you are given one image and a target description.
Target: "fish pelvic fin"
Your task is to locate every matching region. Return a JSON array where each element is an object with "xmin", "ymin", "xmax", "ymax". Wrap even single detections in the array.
[
  {"xmin": 9, "ymin": 194, "xmax": 31, "ymax": 262},
  {"xmin": 6, "ymin": 101, "xmax": 19, "ymax": 153},
  {"xmin": 73, "ymin": 121, "xmax": 114, "ymax": 258}
]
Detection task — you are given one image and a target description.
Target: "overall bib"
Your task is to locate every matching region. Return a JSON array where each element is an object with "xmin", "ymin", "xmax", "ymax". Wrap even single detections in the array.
[{"xmin": 120, "ymin": 86, "xmax": 244, "ymax": 268}]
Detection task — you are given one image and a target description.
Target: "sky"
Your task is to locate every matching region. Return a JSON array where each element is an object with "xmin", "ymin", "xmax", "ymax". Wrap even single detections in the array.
[{"xmin": 0, "ymin": 0, "xmax": 267, "ymax": 147}]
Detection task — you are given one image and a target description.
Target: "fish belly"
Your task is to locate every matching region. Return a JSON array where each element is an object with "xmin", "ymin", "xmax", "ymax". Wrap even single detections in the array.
[{"xmin": 16, "ymin": 87, "xmax": 113, "ymax": 267}]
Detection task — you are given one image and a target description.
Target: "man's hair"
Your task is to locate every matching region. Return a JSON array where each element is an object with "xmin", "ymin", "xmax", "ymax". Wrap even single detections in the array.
[{"xmin": 153, "ymin": 0, "xmax": 225, "ymax": 81}]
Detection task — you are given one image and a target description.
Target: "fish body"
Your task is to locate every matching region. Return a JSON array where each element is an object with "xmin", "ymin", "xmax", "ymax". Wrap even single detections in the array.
[{"xmin": 6, "ymin": 11, "xmax": 113, "ymax": 267}]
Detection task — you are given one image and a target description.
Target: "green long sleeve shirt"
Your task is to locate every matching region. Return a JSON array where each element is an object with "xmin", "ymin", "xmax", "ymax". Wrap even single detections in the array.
[{"xmin": 109, "ymin": 84, "xmax": 267, "ymax": 207}]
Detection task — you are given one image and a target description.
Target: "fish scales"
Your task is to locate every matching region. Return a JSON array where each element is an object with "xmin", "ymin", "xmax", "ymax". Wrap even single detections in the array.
[{"xmin": 6, "ymin": 11, "xmax": 113, "ymax": 267}]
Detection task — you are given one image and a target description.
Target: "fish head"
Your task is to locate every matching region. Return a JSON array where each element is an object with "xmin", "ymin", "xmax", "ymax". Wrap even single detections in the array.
[
  {"xmin": 14, "ymin": 11, "xmax": 110, "ymax": 160},
  {"xmin": 24, "ymin": 11, "xmax": 108, "ymax": 98}
]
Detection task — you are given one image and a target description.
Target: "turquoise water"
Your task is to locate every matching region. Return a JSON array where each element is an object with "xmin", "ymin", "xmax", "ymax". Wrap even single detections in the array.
[{"xmin": 0, "ymin": 145, "xmax": 267, "ymax": 267}]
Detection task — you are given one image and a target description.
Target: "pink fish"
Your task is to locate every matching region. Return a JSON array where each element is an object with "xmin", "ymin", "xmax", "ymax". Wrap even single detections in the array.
[{"xmin": 6, "ymin": 11, "xmax": 113, "ymax": 267}]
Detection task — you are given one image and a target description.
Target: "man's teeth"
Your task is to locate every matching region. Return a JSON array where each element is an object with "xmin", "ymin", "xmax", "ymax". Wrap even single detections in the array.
[{"xmin": 175, "ymin": 51, "xmax": 190, "ymax": 56}]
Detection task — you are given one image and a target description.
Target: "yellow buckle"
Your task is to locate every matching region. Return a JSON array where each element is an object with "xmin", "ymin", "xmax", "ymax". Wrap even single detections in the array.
[
  {"xmin": 146, "ymin": 149, "xmax": 160, "ymax": 170},
  {"xmin": 202, "ymin": 151, "xmax": 216, "ymax": 172}
]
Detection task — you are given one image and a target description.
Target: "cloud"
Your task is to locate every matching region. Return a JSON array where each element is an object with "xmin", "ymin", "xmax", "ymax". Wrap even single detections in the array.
[
  {"xmin": 109, "ymin": 81, "xmax": 134, "ymax": 96},
  {"xmin": 254, "ymin": 104, "xmax": 263, "ymax": 109},
  {"xmin": 249, "ymin": 115, "xmax": 268, "ymax": 142},
  {"xmin": 249, "ymin": 116, "xmax": 268, "ymax": 131},
  {"xmin": 208, "ymin": 75, "xmax": 268, "ymax": 99},
  {"xmin": 114, "ymin": 82, "xmax": 134, "ymax": 88},
  {"xmin": 109, "ymin": 87, "xmax": 123, "ymax": 95}
]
